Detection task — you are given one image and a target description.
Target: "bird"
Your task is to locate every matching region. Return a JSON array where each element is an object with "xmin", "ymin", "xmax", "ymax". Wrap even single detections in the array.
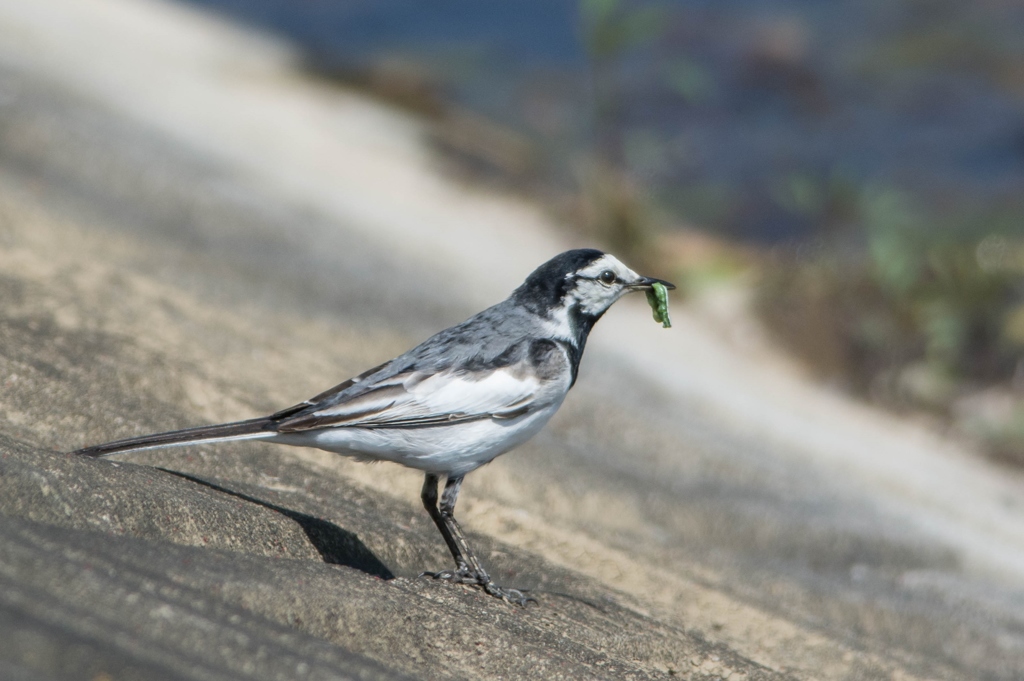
[{"xmin": 74, "ymin": 249, "xmax": 675, "ymax": 604}]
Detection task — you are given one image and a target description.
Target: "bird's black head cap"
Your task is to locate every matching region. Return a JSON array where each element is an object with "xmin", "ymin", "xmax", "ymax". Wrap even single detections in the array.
[{"xmin": 512, "ymin": 249, "xmax": 605, "ymax": 314}]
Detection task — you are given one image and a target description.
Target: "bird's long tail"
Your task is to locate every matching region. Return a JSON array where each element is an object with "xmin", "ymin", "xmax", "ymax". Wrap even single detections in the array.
[{"xmin": 73, "ymin": 417, "xmax": 277, "ymax": 458}]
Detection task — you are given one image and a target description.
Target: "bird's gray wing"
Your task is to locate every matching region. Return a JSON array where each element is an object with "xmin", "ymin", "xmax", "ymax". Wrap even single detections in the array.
[{"xmin": 273, "ymin": 364, "xmax": 543, "ymax": 432}]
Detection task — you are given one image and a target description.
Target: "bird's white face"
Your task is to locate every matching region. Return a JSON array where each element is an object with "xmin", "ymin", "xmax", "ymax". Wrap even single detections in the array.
[{"xmin": 565, "ymin": 254, "xmax": 643, "ymax": 317}]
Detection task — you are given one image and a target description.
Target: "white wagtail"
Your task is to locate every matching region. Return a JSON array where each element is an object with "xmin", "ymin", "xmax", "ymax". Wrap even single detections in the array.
[{"xmin": 75, "ymin": 249, "xmax": 675, "ymax": 604}]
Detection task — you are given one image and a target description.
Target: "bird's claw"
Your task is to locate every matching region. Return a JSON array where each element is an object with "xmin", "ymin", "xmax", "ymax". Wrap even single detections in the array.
[
  {"xmin": 419, "ymin": 566, "xmax": 479, "ymax": 585},
  {"xmin": 481, "ymin": 581, "xmax": 535, "ymax": 606},
  {"xmin": 419, "ymin": 568, "xmax": 535, "ymax": 606}
]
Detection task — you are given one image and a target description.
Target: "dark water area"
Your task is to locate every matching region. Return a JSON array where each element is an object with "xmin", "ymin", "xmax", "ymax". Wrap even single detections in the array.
[
  {"xmin": 179, "ymin": 0, "xmax": 1024, "ymax": 244},
  {"xmin": 181, "ymin": 0, "xmax": 582, "ymax": 64}
]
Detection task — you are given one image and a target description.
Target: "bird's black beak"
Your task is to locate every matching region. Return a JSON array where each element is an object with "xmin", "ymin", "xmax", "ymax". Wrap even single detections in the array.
[{"xmin": 630, "ymin": 276, "xmax": 676, "ymax": 291}]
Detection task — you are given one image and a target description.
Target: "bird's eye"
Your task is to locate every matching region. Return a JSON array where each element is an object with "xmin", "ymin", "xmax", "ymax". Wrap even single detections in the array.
[{"xmin": 598, "ymin": 270, "xmax": 617, "ymax": 286}]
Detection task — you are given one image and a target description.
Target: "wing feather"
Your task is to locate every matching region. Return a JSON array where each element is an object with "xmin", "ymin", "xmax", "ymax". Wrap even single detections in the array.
[{"xmin": 274, "ymin": 367, "xmax": 542, "ymax": 433}]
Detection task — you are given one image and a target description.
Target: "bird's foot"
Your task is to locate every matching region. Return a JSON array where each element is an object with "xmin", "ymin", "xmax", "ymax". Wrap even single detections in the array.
[
  {"xmin": 480, "ymin": 580, "xmax": 534, "ymax": 606},
  {"xmin": 419, "ymin": 567, "xmax": 534, "ymax": 606},
  {"xmin": 419, "ymin": 565, "xmax": 480, "ymax": 585}
]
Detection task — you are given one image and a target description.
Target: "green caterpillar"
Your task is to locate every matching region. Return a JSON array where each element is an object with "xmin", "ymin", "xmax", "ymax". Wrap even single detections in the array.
[{"xmin": 645, "ymin": 282, "xmax": 672, "ymax": 328}]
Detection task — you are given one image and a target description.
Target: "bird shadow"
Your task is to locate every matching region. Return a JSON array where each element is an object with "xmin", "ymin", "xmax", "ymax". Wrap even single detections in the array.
[{"xmin": 158, "ymin": 468, "xmax": 395, "ymax": 580}]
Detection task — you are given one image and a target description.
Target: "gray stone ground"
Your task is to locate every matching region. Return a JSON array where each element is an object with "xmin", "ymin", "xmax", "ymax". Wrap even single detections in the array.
[{"xmin": 0, "ymin": 14, "xmax": 1023, "ymax": 680}]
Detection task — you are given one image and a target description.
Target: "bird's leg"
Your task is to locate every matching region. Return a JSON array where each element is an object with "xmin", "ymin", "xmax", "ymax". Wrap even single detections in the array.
[
  {"xmin": 420, "ymin": 473, "xmax": 471, "ymax": 577},
  {"xmin": 437, "ymin": 475, "xmax": 490, "ymax": 585},
  {"xmin": 421, "ymin": 474, "xmax": 532, "ymax": 605}
]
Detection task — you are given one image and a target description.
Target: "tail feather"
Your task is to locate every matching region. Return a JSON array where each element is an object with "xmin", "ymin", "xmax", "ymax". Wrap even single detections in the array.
[{"xmin": 74, "ymin": 417, "xmax": 276, "ymax": 458}]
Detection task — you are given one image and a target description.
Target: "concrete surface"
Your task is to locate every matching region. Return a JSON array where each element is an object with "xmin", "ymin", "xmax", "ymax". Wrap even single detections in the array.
[{"xmin": 1, "ymin": 1, "xmax": 1024, "ymax": 679}]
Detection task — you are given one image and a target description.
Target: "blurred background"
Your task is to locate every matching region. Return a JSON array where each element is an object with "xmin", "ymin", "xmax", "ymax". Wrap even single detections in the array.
[{"xmin": 179, "ymin": 0, "xmax": 1024, "ymax": 467}]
